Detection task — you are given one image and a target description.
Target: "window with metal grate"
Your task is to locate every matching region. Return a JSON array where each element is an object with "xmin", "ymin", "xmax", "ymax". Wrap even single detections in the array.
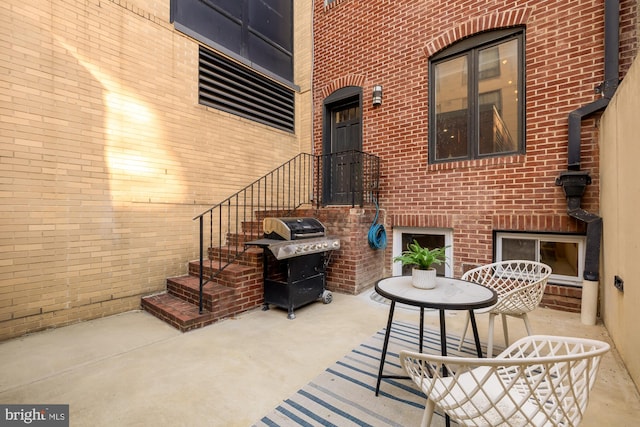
[{"xmin": 199, "ymin": 47, "xmax": 295, "ymax": 133}]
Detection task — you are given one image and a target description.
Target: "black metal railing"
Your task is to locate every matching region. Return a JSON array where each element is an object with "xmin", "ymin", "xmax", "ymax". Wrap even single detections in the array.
[
  {"xmin": 316, "ymin": 150, "xmax": 381, "ymax": 207},
  {"xmin": 193, "ymin": 150, "xmax": 380, "ymax": 313}
]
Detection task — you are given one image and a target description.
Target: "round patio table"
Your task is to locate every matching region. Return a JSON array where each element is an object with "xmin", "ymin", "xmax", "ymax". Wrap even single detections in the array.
[{"xmin": 374, "ymin": 275, "xmax": 498, "ymax": 396}]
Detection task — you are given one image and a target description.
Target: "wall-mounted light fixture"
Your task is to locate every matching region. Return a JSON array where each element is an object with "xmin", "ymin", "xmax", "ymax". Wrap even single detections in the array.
[{"xmin": 372, "ymin": 85, "xmax": 383, "ymax": 107}]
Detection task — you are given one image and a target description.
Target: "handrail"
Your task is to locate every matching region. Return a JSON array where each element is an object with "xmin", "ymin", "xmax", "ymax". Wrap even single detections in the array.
[
  {"xmin": 315, "ymin": 150, "xmax": 381, "ymax": 207},
  {"xmin": 193, "ymin": 153, "xmax": 315, "ymax": 221},
  {"xmin": 192, "ymin": 150, "xmax": 380, "ymax": 313}
]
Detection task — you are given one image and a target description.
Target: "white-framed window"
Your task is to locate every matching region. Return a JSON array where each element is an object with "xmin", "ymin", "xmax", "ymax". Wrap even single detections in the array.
[
  {"xmin": 495, "ymin": 232, "xmax": 586, "ymax": 286},
  {"xmin": 392, "ymin": 227, "xmax": 453, "ymax": 277}
]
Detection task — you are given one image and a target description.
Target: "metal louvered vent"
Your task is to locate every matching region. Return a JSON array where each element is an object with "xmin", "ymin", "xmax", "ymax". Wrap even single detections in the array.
[{"xmin": 198, "ymin": 47, "xmax": 295, "ymax": 133}]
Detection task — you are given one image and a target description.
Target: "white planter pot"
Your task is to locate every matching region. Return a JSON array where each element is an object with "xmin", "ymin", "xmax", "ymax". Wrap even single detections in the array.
[{"xmin": 412, "ymin": 268, "xmax": 437, "ymax": 289}]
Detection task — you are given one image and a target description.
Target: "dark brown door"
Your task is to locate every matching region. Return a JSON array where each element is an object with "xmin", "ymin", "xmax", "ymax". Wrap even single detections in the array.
[{"xmin": 325, "ymin": 102, "xmax": 362, "ymax": 205}]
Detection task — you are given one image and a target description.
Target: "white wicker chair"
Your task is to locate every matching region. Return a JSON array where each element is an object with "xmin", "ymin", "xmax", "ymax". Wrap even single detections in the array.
[
  {"xmin": 458, "ymin": 260, "xmax": 552, "ymax": 357},
  {"xmin": 400, "ymin": 335, "xmax": 610, "ymax": 427}
]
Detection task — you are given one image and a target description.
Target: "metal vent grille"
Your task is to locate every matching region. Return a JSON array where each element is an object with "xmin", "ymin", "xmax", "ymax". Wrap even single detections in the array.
[{"xmin": 198, "ymin": 47, "xmax": 295, "ymax": 133}]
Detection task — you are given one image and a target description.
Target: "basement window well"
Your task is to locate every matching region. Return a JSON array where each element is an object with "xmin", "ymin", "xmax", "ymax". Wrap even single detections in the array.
[
  {"xmin": 392, "ymin": 227, "xmax": 453, "ymax": 277},
  {"xmin": 495, "ymin": 232, "xmax": 586, "ymax": 286}
]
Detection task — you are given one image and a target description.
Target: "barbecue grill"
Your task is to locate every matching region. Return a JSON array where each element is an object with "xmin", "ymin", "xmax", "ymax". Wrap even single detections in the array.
[{"xmin": 246, "ymin": 217, "xmax": 340, "ymax": 319}]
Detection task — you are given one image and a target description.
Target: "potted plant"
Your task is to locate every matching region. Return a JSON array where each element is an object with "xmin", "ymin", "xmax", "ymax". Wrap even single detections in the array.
[{"xmin": 393, "ymin": 240, "xmax": 448, "ymax": 289}]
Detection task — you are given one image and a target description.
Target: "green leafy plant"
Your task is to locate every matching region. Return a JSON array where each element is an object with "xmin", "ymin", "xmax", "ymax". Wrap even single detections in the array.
[{"xmin": 393, "ymin": 240, "xmax": 449, "ymax": 270}]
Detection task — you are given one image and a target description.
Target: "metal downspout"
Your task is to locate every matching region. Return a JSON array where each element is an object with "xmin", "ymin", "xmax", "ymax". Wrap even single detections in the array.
[
  {"xmin": 555, "ymin": 0, "xmax": 619, "ymax": 324},
  {"xmin": 567, "ymin": 0, "xmax": 620, "ymax": 171}
]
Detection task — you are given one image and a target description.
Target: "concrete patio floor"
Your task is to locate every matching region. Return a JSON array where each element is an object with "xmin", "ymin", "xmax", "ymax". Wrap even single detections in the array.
[{"xmin": 1, "ymin": 291, "xmax": 638, "ymax": 426}]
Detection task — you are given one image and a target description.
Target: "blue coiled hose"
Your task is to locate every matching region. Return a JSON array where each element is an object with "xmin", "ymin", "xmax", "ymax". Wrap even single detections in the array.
[{"xmin": 368, "ymin": 195, "xmax": 387, "ymax": 249}]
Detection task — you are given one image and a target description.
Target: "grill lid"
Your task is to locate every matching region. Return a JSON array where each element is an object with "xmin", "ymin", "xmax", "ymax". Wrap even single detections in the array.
[{"xmin": 263, "ymin": 217, "xmax": 325, "ymax": 240}]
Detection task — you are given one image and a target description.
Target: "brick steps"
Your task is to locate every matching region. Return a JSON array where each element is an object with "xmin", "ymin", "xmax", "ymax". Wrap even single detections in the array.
[
  {"xmin": 142, "ymin": 244, "xmax": 266, "ymax": 332},
  {"xmin": 141, "ymin": 293, "xmax": 219, "ymax": 332},
  {"xmin": 140, "ymin": 206, "xmax": 359, "ymax": 332},
  {"xmin": 227, "ymin": 230, "xmax": 263, "ymax": 246},
  {"xmin": 205, "ymin": 245, "xmax": 263, "ymax": 267}
]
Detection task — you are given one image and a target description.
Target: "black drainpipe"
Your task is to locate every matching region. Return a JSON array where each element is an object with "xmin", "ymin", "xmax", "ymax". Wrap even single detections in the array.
[{"xmin": 554, "ymin": 0, "xmax": 619, "ymax": 282}]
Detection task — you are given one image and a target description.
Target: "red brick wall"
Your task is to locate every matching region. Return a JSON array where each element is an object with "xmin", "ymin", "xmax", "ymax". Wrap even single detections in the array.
[
  {"xmin": 312, "ymin": 1, "xmax": 637, "ymax": 308},
  {"xmin": 541, "ymin": 284, "xmax": 583, "ymax": 313},
  {"xmin": 294, "ymin": 207, "xmax": 387, "ymax": 294}
]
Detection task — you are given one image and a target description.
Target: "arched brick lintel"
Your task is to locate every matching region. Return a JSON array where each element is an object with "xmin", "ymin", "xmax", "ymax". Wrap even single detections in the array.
[
  {"xmin": 321, "ymin": 74, "xmax": 367, "ymax": 99},
  {"xmin": 423, "ymin": 8, "xmax": 533, "ymax": 57}
]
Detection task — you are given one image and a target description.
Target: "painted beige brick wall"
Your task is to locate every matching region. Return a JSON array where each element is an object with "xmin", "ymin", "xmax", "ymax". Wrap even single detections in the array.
[
  {"xmin": 600, "ymin": 55, "xmax": 640, "ymax": 391},
  {"xmin": 0, "ymin": 0, "xmax": 312, "ymax": 339}
]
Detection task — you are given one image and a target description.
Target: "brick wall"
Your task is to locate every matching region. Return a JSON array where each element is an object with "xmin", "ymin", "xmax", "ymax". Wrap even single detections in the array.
[
  {"xmin": 1, "ymin": 0, "xmax": 636, "ymax": 339},
  {"xmin": 541, "ymin": 284, "xmax": 583, "ymax": 313},
  {"xmin": 0, "ymin": 0, "xmax": 313, "ymax": 340},
  {"xmin": 312, "ymin": 1, "xmax": 637, "ymax": 309},
  {"xmin": 294, "ymin": 207, "xmax": 387, "ymax": 295}
]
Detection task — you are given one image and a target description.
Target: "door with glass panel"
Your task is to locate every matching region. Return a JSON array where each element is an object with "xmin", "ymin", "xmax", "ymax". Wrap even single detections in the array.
[{"xmin": 324, "ymin": 101, "xmax": 362, "ymax": 205}]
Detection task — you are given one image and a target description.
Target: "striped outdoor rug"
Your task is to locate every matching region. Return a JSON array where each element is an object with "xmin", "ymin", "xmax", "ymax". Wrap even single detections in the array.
[{"xmin": 254, "ymin": 321, "xmax": 488, "ymax": 427}]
